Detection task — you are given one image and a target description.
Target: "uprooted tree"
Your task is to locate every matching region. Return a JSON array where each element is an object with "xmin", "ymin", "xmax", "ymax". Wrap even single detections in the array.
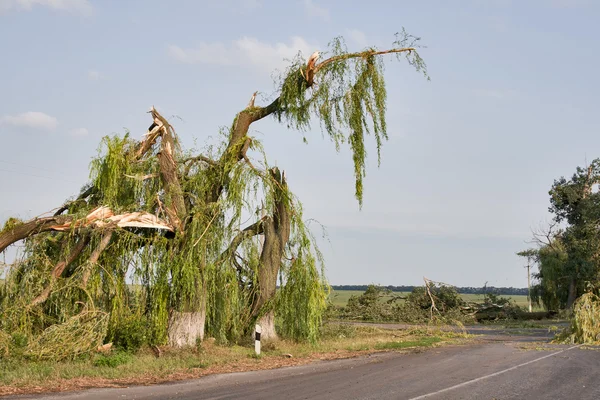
[{"xmin": 0, "ymin": 32, "xmax": 428, "ymax": 356}]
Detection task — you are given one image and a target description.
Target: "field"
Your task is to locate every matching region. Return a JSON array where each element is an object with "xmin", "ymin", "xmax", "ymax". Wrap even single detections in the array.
[{"xmin": 328, "ymin": 289, "xmax": 533, "ymax": 308}]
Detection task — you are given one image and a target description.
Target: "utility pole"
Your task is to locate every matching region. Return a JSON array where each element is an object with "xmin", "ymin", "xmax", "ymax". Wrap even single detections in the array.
[
  {"xmin": 526, "ymin": 262, "xmax": 532, "ymax": 313},
  {"xmin": 517, "ymin": 249, "xmax": 536, "ymax": 313}
]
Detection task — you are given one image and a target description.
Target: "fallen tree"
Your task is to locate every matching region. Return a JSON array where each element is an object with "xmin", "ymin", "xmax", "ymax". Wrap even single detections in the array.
[{"xmin": 0, "ymin": 32, "xmax": 428, "ymax": 355}]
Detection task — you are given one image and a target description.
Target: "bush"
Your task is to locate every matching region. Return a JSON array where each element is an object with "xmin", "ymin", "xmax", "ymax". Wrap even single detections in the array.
[
  {"xmin": 109, "ymin": 314, "xmax": 149, "ymax": 352},
  {"xmin": 335, "ymin": 285, "xmax": 473, "ymax": 324},
  {"xmin": 568, "ymin": 292, "xmax": 600, "ymax": 344},
  {"xmin": 344, "ymin": 285, "xmax": 398, "ymax": 321},
  {"xmin": 406, "ymin": 285, "xmax": 464, "ymax": 312}
]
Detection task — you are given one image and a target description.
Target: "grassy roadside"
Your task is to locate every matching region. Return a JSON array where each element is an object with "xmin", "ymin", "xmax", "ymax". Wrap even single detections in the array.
[{"xmin": 0, "ymin": 324, "xmax": 469, "ymax": 396}]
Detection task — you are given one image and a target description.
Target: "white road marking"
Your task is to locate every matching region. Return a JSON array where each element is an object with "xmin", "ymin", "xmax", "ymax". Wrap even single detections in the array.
[{"xmin": 407, "ymin": 344, "xmax": 582, "ymax": 400}]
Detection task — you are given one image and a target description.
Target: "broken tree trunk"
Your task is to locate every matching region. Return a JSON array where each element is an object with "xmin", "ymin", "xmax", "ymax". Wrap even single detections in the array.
[{"xmin": 253, "ymin": 168, "xmax": 291, "ymax": 341}]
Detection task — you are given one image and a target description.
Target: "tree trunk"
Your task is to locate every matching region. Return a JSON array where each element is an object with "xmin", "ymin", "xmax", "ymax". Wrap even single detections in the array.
[
  {"xmin": 168, "ymin": 263, "xmax": 208, "ymax": 347},
  {"xmin": 252, "ymin": 168, "xmax": 291, "ymax": 341},
  {"xmin": 257, "ymin": 311, "xmax": 277, "ymax": 341},
  {"xmin": 168, "ymin": 281, "xmax": 206, "ymax": 347},
  {"xmin": 168, "ymin": 309, "xmax": 205, "ymax": 347},
  {"xmin": 567, "ymin": 276, "xmax": 577, "ymax": 309}
]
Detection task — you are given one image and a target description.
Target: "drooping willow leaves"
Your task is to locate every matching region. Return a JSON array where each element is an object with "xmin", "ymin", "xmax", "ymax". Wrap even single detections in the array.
[{"xmin": 0, "ymin": 31, "xmax": 428, "ymax": 356}]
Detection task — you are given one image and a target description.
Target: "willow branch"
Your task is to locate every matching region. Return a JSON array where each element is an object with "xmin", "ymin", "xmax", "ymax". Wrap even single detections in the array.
[
  {"xmin": 54, "ymin": 186, "xmax": 97, "ymax": 216},
  {"xmin": 424, "ymin": 277, "xmax": 440, "ymax": 319},
  {"xmin": 81, "ymin": 230, "xmax": 114, "ymax": 287},
  {"xmin": 182, "ymin": 155, "xmax": 219, "ymax": 167},
  {"xmin": 313, "ymin": 47, "xmax": 415, "ymax": 74},
  {"xmin": 217, "ymin": 219, "xmax": 265, "ymax": 265},
  {"xmin": 0, "ymin": 216, "xmax": 73, "ymax": 253},
  {"xmin": 30, "ymin": 234, "xmax": 91, "ymax": 307}
]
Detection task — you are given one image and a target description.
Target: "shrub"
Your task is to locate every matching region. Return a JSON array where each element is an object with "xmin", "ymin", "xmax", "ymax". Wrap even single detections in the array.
[{"xmin": 109, "ymin": 313, "xmax": 149, "ymax": 352}]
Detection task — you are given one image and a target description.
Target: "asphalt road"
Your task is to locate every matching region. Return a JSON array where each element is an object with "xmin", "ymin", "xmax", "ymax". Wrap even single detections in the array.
[{"xmin": 15, "ymin": 326, "xmax": 600, "ymax": 400}]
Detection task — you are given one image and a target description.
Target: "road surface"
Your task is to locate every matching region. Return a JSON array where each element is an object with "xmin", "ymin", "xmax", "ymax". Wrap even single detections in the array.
[{"xmin": 13, "ymin": 326, "xmax": 600, "ymax": 400}]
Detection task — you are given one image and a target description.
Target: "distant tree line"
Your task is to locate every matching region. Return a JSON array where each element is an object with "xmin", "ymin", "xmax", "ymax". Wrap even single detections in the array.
[{"xmin": 330, "ymin": 285, "xmax": 528, "ymax": 296}]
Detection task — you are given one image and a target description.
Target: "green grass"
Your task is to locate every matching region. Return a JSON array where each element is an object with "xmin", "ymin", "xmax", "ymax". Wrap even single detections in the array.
[{"xmin": 328, "ymin": 289, "xmax": 536, "ymax": 309}]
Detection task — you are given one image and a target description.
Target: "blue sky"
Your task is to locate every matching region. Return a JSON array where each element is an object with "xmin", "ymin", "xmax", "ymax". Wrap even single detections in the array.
[{"xmin": 1, "ymin": 0, "xmax": 599, "ymax": 287}]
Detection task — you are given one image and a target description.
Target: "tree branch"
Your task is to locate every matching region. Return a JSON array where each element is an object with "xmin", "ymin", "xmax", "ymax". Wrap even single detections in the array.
[
  {"xmin": 0, "ymin": 216, "xmax": 73, "ymax": 254},
  {"xmin": 30, "ymin": 234, "xmax": 91, "ymax": 307},
  {"xmin": 181, "ymin": 155, "xmax": 219, "ymax": 167},
  {"xmin": 54, "ymin": 186, "xmax": 96, "ymax": 216},
  {"xmin": 313, "ymin": 47, "xmax": 415, "ymax": 75},
  {"xmin": 82, "ymin": 230, "xmax": 114, "ymax": 287},
  {"xmin": 217, "ymin": 219, "xmax": 265, "ymax": 265}
]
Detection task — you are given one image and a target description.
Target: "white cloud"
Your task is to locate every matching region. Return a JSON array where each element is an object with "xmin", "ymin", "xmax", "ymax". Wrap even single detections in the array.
[
  {"xmin": 87, "ymin": 69, "xmax": 101, "ymax": 80},
  {"xmin": 303, "ymin": 0, "xmax": 329, "ymax": 21},
  {"xmin": 0, "ymin": 0, "xmax": 92, "ymax": 15},
  {"xmin": 0, "ymin": 111, "xmax": 58, "ymax": 130},
  {"xmin": 347, "ymin": 29, "xmax": 368, "ymax": 48},
  {"xmin": 169, "ymin": 36, "xmax": 318, "ymax": 72},
  {"xmin": 168, "ymin": 42, "xmax": 233, "ymax": 66},
  {"xmin": 70, "ymin": 127, "xmax": 88, "ymax": 137}
]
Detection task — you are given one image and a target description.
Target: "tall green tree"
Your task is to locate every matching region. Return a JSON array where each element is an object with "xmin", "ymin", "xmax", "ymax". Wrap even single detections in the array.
[
  {"xmin": 548, "ymin": 159, "xmax": 600, "ymax": 308},
  {"xmin": 528, "ymin": 240, "xmax": 569, "ymax": 310}
]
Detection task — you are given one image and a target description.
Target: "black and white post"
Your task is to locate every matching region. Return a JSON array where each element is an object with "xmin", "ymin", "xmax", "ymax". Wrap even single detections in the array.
[{"xmin": 254, "ymin": 324, "xmax": 261, "ymax": 356}]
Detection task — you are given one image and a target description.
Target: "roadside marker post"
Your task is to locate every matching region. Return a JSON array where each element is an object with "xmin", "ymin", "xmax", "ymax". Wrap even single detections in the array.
[{"xmin": 255, "ymin": 324, "xmax": 261, "ymax": 355}]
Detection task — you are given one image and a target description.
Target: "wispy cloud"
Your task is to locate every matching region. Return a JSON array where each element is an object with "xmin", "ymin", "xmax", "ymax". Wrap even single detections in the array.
[
  {"xmin": 303, "ymin": 0, "xmax": 329, "ymax": 21},
  {"xmin": 0, "ymin": 111, "xmax": 58, "ymax": 130},
  {"xmin": 0, "ymin": 0, "xmax": 93, "ymax": 16},
  {"xmin": 69, "ymin": 127, "xmax": 88, "ymax": 137},
  {"xmin": 168, "ymin": 36, "xmax": 318, "ymax": 72},
  {"xmin": 346, "ymin": 29, "xmax": 368, "ymax": 48}
]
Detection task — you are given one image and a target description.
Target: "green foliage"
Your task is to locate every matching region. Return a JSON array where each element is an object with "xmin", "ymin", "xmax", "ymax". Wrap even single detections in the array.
[
  {"xmin": 568, "ymin": 292, "xmax": 600, "ymax": 344},
  {"xmin": 108, "ymin": 313, "xmax": 149, "ymax": 352},
  {"xmin": 24, "ymin": 310, "xmax": 109, "ymax": 361},
  {"xmin": 543, "ymin": 159, "xmax": 600, "ymax": 306},
  {"xmin": 530, "ymin": 242, "xmax": 570, "ymax": 310},
  {"xmin": 275, "ymin": 31, "xmax": 427, "ymax": 206},
  {"xmin": 0, "ymin": 31, "xmax": 429, "ymax": 357},
  {"xmin": 344, "ymin": 285, "xmax": 398, "ymax": 321},
  {"xmin": 337, "ymin": 285, "xmax": 470, "ymax": 324},
  {"xmin": 407, "ymin": 285, "xmax": 464, "ymax": 312},
  {"xmin": 277, "ymin": 229, "xmax": 329, "ymax": 343},
  {"xmin": 1, "ymin": 217, "xmax": 23, "ymax": 234}
]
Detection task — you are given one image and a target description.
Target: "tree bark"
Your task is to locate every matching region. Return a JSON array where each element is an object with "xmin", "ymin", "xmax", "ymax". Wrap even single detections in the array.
[
  {"xmin": 168, "ymin": 306, "xmax": 205, "ymax": 347},
  {"xmin": 81, "ymin": 230, "xmax": 114, "ymax": 287},
  {"xmin": 252, "ymin": 168, "xmax": 291, "ymax": 341},
  {"xmin": 567, "ymin": 276, "xmax": 577, "ymax": 309},
  {"xmin": 0, "ymin": 216, "xmax": 73, "ymax": 253}
]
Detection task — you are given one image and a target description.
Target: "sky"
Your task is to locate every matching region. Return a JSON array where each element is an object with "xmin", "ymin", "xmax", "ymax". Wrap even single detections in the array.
[{"xmin": 1, "ymin": 0, "xmax": 599, "ymax": 288}]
